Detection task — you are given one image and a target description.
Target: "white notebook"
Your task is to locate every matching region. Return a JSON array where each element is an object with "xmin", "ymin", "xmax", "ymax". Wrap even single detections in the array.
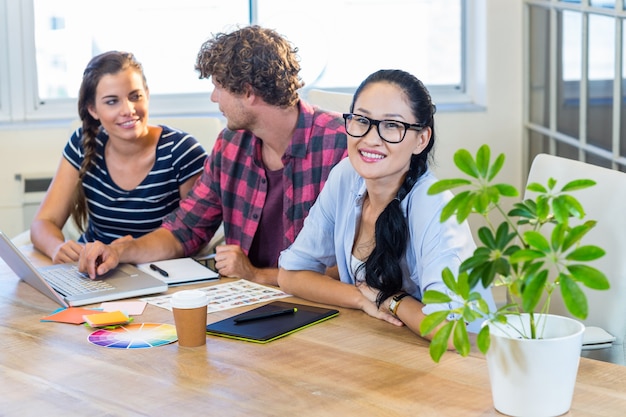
[{"xmin": 137, "ymin": 257, "xmax": 219, "ymax": 286}]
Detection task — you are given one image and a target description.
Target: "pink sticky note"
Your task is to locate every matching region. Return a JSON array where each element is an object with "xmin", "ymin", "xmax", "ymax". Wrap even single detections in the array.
[{"xmin": 99, "ymin": 301, "xmax": 147, "ymax": 315}]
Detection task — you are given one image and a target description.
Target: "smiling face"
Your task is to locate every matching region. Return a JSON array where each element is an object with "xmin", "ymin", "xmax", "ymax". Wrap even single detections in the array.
[
  {"xmin": 348, "ymin": 81, "xmax": 431, "ymax": 190},
  {"xmin": 87, "ymin": 67, "xmax": 149, "ymax": 142}
]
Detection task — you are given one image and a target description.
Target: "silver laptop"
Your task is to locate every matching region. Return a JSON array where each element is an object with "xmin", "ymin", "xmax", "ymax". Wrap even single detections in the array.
[{"xmin": 0, "ymin": 231, "xmax": 167, "ymax": 307}]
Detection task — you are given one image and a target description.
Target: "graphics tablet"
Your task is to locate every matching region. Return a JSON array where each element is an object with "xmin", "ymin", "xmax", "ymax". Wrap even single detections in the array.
[{"xmin": 205, "ymin": 301, "xmax": 339, "ymax": 343}]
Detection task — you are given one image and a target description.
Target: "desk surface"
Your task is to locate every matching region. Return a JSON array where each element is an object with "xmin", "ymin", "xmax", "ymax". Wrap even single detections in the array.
[{"xmin": 1, "ymin": 246, "xmax": 626, "ymax": 417}]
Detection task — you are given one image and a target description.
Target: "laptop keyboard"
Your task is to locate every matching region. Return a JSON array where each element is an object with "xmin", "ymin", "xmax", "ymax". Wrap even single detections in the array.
[{"xmin": 42, "ymin": 265, "xmax": 114, "ymax": 296}]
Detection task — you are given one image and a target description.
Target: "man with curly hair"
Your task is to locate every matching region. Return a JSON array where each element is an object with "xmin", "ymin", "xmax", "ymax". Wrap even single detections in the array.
[{"xmin": 80, "ymin": 26, "xmax": 348, "ymax": 286}]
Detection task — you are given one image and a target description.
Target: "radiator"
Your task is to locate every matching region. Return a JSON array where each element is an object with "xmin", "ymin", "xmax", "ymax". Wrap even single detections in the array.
[{"xmin": 15, "ymin": 173, "xmax": 53, "ymax": 231}]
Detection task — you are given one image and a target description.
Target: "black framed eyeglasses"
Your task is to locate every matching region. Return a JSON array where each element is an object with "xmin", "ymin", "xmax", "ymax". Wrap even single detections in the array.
[{"xmin": 342, "ymin": 113, "xmax": 423, "ymax": 144}]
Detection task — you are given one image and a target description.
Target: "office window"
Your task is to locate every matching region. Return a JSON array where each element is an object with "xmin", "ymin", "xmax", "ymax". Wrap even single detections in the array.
[
  {"xmin": 33, "ymin": 0, "xmax": 248, "ymax": 100},
  {"xmin": 27, "ymin": 0, "xmax": 248, "ymax": 120},
  {"xmin": 2, "ymin": 0, "xmax": 466, "ymax": 122},
  {"xmin": 525, "ymin": 0, "xmax": 626, "ymax": 172},
  {"xmin": 256, "ymin": 0, "xmax": 462, "ymax": 91}
]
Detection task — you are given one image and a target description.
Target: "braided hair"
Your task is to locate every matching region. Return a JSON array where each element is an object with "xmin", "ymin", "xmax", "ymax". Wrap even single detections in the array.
[
  {"xmin": 71, "ymin": 51, "xmax": 147, "ymax": 232},
  {"xmin": 351, "ymin": 70, "xmax": 437, "ymax": 306}
]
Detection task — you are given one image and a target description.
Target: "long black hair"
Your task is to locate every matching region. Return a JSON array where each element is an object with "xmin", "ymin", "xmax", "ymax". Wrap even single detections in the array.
[{"xmin": 351, "ymin": 69, "xmax": 437, "ymax": 306}]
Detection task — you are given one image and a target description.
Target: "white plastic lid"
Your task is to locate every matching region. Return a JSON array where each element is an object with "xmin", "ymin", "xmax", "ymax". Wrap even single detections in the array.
[{"xmin": 170, "ymin": 290, "xmax": 208, "ymax": 309}]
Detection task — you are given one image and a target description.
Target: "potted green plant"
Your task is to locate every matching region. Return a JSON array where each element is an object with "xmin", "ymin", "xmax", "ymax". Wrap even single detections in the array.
[{"xmin": 421, "ymin": 145, "xmax": 610, "ymax": 417}]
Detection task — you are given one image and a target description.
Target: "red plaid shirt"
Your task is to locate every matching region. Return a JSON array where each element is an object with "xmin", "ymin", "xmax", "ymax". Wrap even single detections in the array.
[{"xmin": 162, "ymin": 100, "xmax": 348, "ymax": 256}]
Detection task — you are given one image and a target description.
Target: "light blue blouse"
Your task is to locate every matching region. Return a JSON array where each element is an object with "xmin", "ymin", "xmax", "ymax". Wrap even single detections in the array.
[{"xmin": 279, "ymin": 158, "xmax": 495, "ymax": 332}]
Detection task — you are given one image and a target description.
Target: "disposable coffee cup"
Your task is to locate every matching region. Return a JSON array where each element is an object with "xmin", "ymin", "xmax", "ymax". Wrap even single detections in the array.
[{"xmin": 170, "ymin": 290, "xmax": 209, "ymax": 347}]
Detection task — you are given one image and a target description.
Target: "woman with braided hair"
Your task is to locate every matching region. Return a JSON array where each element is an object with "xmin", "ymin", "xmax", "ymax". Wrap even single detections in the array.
[
  {"xmin": 278, "ymin": 69, "xmax": 494, "ymax": 341},
  {"xmin": 31, "ymin": 51, "xmax": 207, "ymax": 263}
]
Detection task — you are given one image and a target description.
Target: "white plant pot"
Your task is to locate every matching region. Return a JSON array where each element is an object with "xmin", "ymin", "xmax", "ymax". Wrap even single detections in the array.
[{"xmin": 485, "ymin": 313, "xmax": 584, "ymax": 417}]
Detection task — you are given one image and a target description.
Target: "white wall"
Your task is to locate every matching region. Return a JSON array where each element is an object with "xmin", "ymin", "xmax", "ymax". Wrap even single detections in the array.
[
  {"xmin": 0, "ymin": 123, "xmax": 70, "ymax": 237},
  {"xmin": 0, "ymin": 0, "xmax": 522, "ymax": 239},
  {"xmin": 433, "ymin": 1, "xmax": 522, "ymax": 184}
]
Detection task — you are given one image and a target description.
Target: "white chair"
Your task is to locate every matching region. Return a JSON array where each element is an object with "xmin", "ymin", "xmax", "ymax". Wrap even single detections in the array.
[
  {"xmin": 305, "ymin": 89, "xmax": 353, "ymax": 113},
  {"xmin": 525, "ymin": 153, "xmax": 626, "ymax": 365}
]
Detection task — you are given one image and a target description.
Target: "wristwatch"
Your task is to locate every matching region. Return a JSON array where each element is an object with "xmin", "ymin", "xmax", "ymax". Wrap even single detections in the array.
[{"xmin": 389, "ymin": 292, "xmax": 410, "ymax": 316}]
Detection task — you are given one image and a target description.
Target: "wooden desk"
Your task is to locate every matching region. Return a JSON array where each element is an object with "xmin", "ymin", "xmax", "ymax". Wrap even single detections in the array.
[{"xmin": 1, "ymin": 247, "xmax": 625, "ymax": 416}]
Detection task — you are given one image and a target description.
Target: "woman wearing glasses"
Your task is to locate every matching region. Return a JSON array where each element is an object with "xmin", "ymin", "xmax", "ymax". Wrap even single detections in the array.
[{"xmin": 278, "ymin": 69, "xmax": 494, "ymax": 341}]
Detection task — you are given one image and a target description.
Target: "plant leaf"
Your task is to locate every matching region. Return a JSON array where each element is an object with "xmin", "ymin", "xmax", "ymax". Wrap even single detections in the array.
[
  {"xmin": 476, "ymin": 325, "xmax": 491, "ymax": 354},
  {"xmin": 459, "ymin": 249, "xmax": 491, "ymax": 272},
  {"xmin": 509, "ymin": 249, "xmax": 544, "ymax": 264},
  {"xmin": 561, "ymin": 179, "xmax": 596, "ymax": 192},
  {"xmin": 453, "ymin": 321, "xmax": 470, "ymax": 357},
  {"xmin": 494, "ymin": 222, "xmax": 515, "ymax": 248},
  {"xmin": 428, "ymin": 179, "xmax": 472, "ymax": 195},
  {"xmin": 457, "ymin": 269, "xmax": 470, "ymax": 299},
  {"xmin": 454, "ymin": 149, "xmax": 480, "ymax": 179},
  {"xmin": 462, "ymin": 304, "xmax": 482, "ymax": 323},
  {"xmin": 560, "ymin": 194, "xmax": 585, "ymax": 219},
  {"xmin": 423, "ymin": 289, "xmax": 453, "ymax": 304},
  {"xmin": 456, "ymin": 192, "xmax": 477, "ymax": 222},
  {"xmin": 441, "ymin": 267, "xmax": 458, "ymax": 293},
  {"xmin": 428, "ymin": 321, "xmax": 454, "ymax": 363},
  {"xmin": 535, "ymin": 194, "xmax": 550, "ymax": 221},
  {"xmin": 487, "ymin": 153, "xmax": 506, "ymax": 181},
  {"xmin": 470, "ymin": 262, "xmax": 496, "ymax": 289},
  {"xmin": 522, "ymin": 269, "xmax": 548, "ymax": 312},
  {"xmin": 493, "ymin": 183, "xmax": 519, "ymax": 197},
  {"xmin": 476, "ymin": 144, "xmax": 490, "ymax": 178},
  {"xmin": 526, "ymin": 182, "xmax": 547, "ymax": 193},
  {"xmin": 567, "ymin": 264, "xmax": 611, "ymax": 290},
  {"xmin": 477, "ymin": 226, "xmax": 496, "ymax": 248},
  {"xmin": 560, "ymin": 274, "xmax": 588, "ymax": 319},
  {"xmin": 524, "ymin": 231, "xmax": 550, "ymax": 253},
  {"xmin": 420, "ymin": 310, "xmax": 451, "ymax": 337},
  {"xmin": 566, "ymin": 245, "xmax": 605, "ymax": 262},
  {"xmin": 562, "ymin": 221, "xmax": 595, "ymax": 251},
  {"xmin": 550, "ymin": 223, "xmax": 565, "ymax": 252},
  {"xmin": 474, "ymin": 187, "xmax": 491, "ymax": 214},
  {"xmin": 440, "ymin": 190, "xmax": 471, "ymax": 222},
  {"xmin": 552, "ymin": 195, "xmax": 571, "ymax": 224}
]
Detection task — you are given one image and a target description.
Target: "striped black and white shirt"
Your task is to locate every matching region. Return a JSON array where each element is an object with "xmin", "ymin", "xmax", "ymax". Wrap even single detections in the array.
[{"xmin": 63, "ymin": 125, "xmax": 207, "ymax": 243}]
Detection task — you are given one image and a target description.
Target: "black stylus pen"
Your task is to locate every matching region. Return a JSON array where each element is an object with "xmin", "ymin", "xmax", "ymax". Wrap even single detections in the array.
[
  {"xmin": 149, "ymin": 263, "xmax": 169, "ymax": 277},
  {"xmin": 234, "ymin": 307, "xmax": 298, "ymax": 324}
]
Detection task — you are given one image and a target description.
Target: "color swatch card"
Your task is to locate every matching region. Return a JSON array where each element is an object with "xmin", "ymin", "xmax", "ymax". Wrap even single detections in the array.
[
  {"xmin": 88, "ymin": 323, "xmax": 177, "ymax": 349},
  {"xmin": 141, "ymin": 279, "xmax": 290, "ymax": 313}
]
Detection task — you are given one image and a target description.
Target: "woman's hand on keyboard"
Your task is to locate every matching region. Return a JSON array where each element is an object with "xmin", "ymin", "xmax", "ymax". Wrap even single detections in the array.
[{"xmin": 79, "ymin": 241, "xmax": 120, "ymax": 279}]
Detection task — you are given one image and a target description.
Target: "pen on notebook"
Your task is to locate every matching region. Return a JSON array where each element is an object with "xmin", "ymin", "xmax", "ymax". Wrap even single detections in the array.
[
  {"xmin": 149, "ymin": 263, "xmax": 169, "ymax": 277},
  {"xmin": 234, "ymin": 307, "xmax": 298, "ymax": 324}
]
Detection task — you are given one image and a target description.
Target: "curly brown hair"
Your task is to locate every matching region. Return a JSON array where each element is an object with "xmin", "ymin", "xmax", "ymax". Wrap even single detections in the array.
[
  {"xmin": 72, "ymin": 51, "xmax": 147, "ymax": 232},
  {"xmin": 195, "ymin": 25, "xmax": 303, "ymax": 107}
]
